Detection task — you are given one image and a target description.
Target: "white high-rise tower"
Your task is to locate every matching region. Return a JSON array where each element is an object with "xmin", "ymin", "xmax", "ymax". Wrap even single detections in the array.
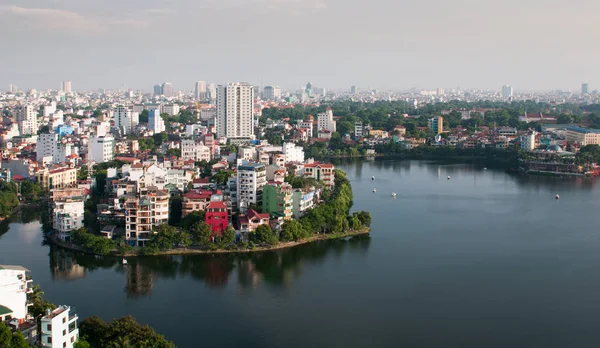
[
  {"xmin": 216, "ymin": 83, "xmax": 255, "ymax": 139},
  {"xmin": 62, "ymin": 81, "xmax": 72, "ymax": 93},
  {"xmin": 194, "ymin": 81, "xmax": 207, "ymax": 100},
  {"xmin": 16, "ymin": 105, "xmax": 38, "ymax": 135}
]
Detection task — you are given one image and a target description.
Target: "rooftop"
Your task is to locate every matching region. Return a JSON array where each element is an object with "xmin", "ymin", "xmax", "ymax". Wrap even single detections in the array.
[
  {"xmin": 0, "ymin": 305, "xmax": 13, "ymax": 315},
  {"xmin": 0, "ymin": 265, "xmax": 30, "ymax": 272}
]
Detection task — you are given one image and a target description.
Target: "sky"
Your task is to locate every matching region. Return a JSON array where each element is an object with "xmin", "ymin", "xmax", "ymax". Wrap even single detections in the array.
[{"xmin": 0, "ymin": 0, "xmax": 598, "ymax": 92}]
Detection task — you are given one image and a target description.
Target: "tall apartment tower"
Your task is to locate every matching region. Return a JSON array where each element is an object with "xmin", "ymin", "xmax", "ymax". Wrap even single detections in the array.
[
  {"xmin": 161, "ymin": 82, "xmax": 174, "ymax": 97},
  {"xmin": 194, "ymin": 81, "xmax": 207, "ymax": 100},
  {"xmin": 502, "ymin": 85, "xmax": 513, "ymax": 98},
  {"xmin": 582, "ymin": 83, "xmax": 589, "ymax": 95},
  {"xmin": 114, "ymin": 106, "xmax": 139, "ymax": 135},
  {"xmin": 62, "ymin": 81, "xmax": 72, "ymax": 93},
  {"xmin": 15, "ymin": 105, "xmax": 38, "ymax": 135},
  {"xmin": 216, "ymin": 83, "xmax": 255, "ymax": 139},
  {"xmin": 263, "ymin": 86, "xmax": 281, "ymax": 101}
]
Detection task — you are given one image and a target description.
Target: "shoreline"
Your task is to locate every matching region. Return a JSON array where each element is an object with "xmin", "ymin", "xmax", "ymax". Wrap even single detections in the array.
[{"xmin": 46, "ymin": 227, "xmax": 371, "ymax": 257}]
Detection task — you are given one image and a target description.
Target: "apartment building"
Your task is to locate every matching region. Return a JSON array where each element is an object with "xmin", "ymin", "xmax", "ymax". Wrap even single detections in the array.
[
  {"xmin": 262, "ymin": 183, "xmax": 293, "ymax": 220},
  {"xmin": 237, "ymin": 162, "xmax": 266, "ymax": 210},
  {"xmin": 52, "ymin": 197, "xmax": 85, "ymax": 241},
  {"xmin": 124, "ymin": 187, "xmax": 169, "ymax": 246},
  {"xmin": 37, "ymin": 167, "xmax": 78, "ymax": 190},
  {"xmin": 0, "ymin": 265, "xmax": 33, "ymax": 321},
  {"xmin": 40, "ymin": 305, "xmax": 79, "ymax": 348}
]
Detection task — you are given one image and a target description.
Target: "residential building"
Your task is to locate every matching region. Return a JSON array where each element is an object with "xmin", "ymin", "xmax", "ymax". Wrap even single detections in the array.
[
  {"xmin": 162, "ymin": 104, "xmax": 180, "ymax": 116},
  {"xmin": 205, "ymin": 201, "xmax": 229, "ymax": 235},
  {"xmin": 216, "ymin": 83, "xmax": 255, "ymax": 139},
  {"xmin": 292, "ymin": 189, "xmax": 315, "ymax": 219},
  {"xmin": 262, "ymin": 183, "xmax": 293, "ymax": 220},
  {"xmin": 0, "ymin": 265, "xmax": 32, "ymax": 321},
  {"xmin": 148, "ymin": 109, "xmax": 165, "ymax": 133},
  {"xmin": 282, "ymin": 142, "xmax": 304, "ymax": 163},
  {"xmin": 114, "ymin": 106, "xmax": 139, "ymax": 135},
  {"xmin": 237, "ymin": 162, "xmax": 266, "ymax": 210},
  {"xmin": 238, "ymin": 146, "xmax": 256, "ymax": 161},
  {"xmin": 297, "ymin": 118, "xmax": 314, "ymax": 139},
  {"xmin": 582, "ymin": 83, "xmax": 589, "ymax": 95},
  {"xmin": 238, "ymin": 209, "xmax": 270, "ymax": 235},
  {"xmin": 52, "ymin": 196, "xmax": 85, "ymax": 241},
  {"xmin": 89, "ymin": 135, "xmax": 114, "ymax": 163},
  {"xmin": 497, "ymin": 127, "xmax": 517, "ymax": 137},
  {"xmin": 564, "ymin": 126, "xmax": 600, "ymax": 145},
  {"xmin": 124, "ymin": 187, "xmax": 170, "ymax": 246},
  {"xmin": 40, "ymin": 305, "xmax": 79, "ymax": 348},
  {"xmin": 153, "ymin": 85, "xmax": 162, "ymax": 96},
  {"xmin": 37, "ymin": 133, "xmax": 59, "ymax": 162},
  {"xmin": 428, "ymin": 116, "xmax": 444, "ymax": 134},
  {"xmin": 182, "ymin": 190, "xmax": 214, "ymax": 217},
  {"xmin": 15, "ymin": 105, "xmax": 38, "ymax": 135},
  {"xmin": 303, "ymin": 162, "xmax": 335, "ymax": 188},
  {"xmin": 317, "ymin": 107, "xmax": 336, "ymax": 132},
  {"xmin": 194, "ymin": 81, "xmax": 207, "ymax": 100},
  {"xmin": 351, "ymin": 85, "xmax": 357, "ymax": 94},
  {"xmin": 521, "ymin": 131, "xmax": 537, "ymax": 151},
  {"xmin": 37, "ymin": 167, "xmax": 78, "ymax": 190},
  {"xmin": 355, "ymin": 121, "xmax": 363, "ymax": 138},
  {"xmin": 180, "ymin": 139, "xmax": 211, "ymax": 162}
]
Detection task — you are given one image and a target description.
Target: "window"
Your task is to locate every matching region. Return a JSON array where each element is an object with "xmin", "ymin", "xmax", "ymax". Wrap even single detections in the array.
[
  {"xmin": 63, "ymin": 342, "xmax": 67, "ymax": 348},
  {"xmin": 63, "ymin": 329, "xmax": 66, "ymax": 336},
  {"xmin": 48, "ymin": 324, "xmax": 52, "ymax": 331},
  {"xmin": 48, "ymin": 337, "xmax": 52, "ymax": 344},
  {"xmin": 63, "ymin": 317, "xmax": 66, "ymax": 323},
  {"xmin": 71, "ymin": 337, "xmax": 75, "ymax": 343}
]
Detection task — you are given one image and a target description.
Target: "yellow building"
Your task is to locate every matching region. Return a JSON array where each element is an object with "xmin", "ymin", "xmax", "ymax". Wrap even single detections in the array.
[
  {"xmin": 428, "ymin": 116, "xmax": 444, "ymax": 135},
  {"xmin": 37, "ymin": 167, "xmax": 78, "ymax": 189}
]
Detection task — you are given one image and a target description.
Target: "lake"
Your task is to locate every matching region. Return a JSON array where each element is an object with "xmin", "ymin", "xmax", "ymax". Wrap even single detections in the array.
[{"xmin": 2, "ymin": 160, "xmax": 600, "ymax": 347}]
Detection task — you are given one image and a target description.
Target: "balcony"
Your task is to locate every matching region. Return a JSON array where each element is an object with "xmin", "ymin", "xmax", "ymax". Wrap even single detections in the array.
[{"xmin": 69, "ymin": 308, "xmax": 78, "ymax": 322}]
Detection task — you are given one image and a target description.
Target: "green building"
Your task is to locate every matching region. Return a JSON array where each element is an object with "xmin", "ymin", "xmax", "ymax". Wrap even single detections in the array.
[{"xmin": 262, "ymin": 183, "xmax": 293, "ymax": 220}]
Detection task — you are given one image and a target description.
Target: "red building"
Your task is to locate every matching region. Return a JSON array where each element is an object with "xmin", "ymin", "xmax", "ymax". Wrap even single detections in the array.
[{"xmin": 205, "ymin": 201, "xmax": 228, "ymax": 235}]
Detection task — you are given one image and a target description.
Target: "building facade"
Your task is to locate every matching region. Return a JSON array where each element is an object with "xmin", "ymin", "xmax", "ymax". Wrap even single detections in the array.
[
  {"xmin": 428, "ymin": 116, "xmax": 444, "ymax": 135},
  {"xmin": 40, "ymin": 305, "xmax": 79, "ymax": 348},
  {"xmin": 148, "ymin": 109, "xmax": 165, "ymax": 133},
  {"xmin": 216, "ymin": 83, "xmax": 255, "ymax": 139},
  {"xmin": 205, "ymin": 201, "xmax": 229, "ymax": 234},
  {"xmin": 237, "ymin": 163, "xmax": 266, "ymax": 210},
  {"xmin": 317, "ymin": 107, "xmax": 336, "ymax": 133},
  {"xmin": 52, "ymin": 197, "xmax": 85, "ymax": 241},
  {"xmin": 89, "ymin": 135, "xmax": 114, "ymax": 163},
  {"xmin": 564, "ymin": 126, "xmax": 600, "ymax": 146},
  {"xmin": 303, "ymin": 163, "xmax": 335, "ymax": 188},
  {"xmin": 124, "ymin": 187, "xmax": 169, "ymax": 246},
  {"xmin": 0, "ymin": 265, "xmax": 32, "ymax": 321},
  {"xmin": 16, "ymin": 105, "xmax": 38, "ymax": 136},
  {"xmin": 262, "ymin": 183, "xmax": 293, "ymax": 220}
]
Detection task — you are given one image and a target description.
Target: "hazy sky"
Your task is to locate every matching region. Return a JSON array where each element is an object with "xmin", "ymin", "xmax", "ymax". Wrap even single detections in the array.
[{"xmin": 0, "ymin": 0, "xmax": 598, "ymax": 92}]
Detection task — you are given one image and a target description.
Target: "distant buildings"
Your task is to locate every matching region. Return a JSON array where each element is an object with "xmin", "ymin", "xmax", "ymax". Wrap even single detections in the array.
[
  {"xmin": 162, "ymin": 104, "xmax": 180, "ymax": 116},
  {"xmin": 263, "ymin": 85, "xmax": 281, "ymax": 101},
  {"xmin": 282, "ymin": 142, "xmax": 304, "ymax": 163},
  {"xmin": 502, "ymin": 85, "xmax": 513, "ymax": 99},
  {"xmin": 428, "ymin": 116, "xmax": 443, "ymax": 135},
  {"xmin": 161, "ymin": 82, "xmax": 174, "ymax": 98},
  {"xmin": 351, "ymin": 85, "xmax": 358, "ymax": 94},
  {"xmin": 205, "ymin": 201, "xmax": 229, "ymax": 234},
  {"xmin": 216, "ymin": 83, "xmax": 255, "ymax": 140},
  {"xmin": 194, "ymin": 81, "xmax": 207, "ymax": 100},
  {"xmin": 564, "ymin": 126, "xmax": 600, "ymax": 146},
  {"xmin": 582, "ymin": 83, "xmax": 589, "ymax": 95},
  {"xmin": 61, "ymin": 81, "xmax": 72, "ymax": 93}
]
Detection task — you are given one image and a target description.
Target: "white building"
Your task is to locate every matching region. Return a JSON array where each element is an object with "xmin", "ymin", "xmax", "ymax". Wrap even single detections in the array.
[
  {"xmin": 148, "ymin": 109, "xmax": 165, "ymax": 133},
  {"xmin": 0, "ymin": 265, "xmax": 32, "ymax": 321},
  {"xmin": 162, "ymin": 104, "xmax": 180, "ymax": 116},
  {"xmin": 282, "ymin": 142, "xmax": 304, "ymax": 163},
  {"xmin": 502, "ymin": 85, "xmax": 513, "ymax": 99},
  {"xmin": 292, "ymin": 190, "xmax": 315, "ymax": 219},
  {"xmin": 89, "ymin": 135, "xmax": 114, "ymax": 163},
  {"xmin": 43, "ymin": 102, "xmax": 57, "ymax": 117},
  {"xmin": 238, "ymin": 146, "xmax": 257, "ymax": 161},
  {"xmin": 180, "ymin": 139, "xmax": 211, "ymax": 162},
  {"xmin": 52, "ymin": 198, "xmax": 85, "ymax": 241},
  {"xmin": 40, "ymin": 305, "xmax": 79, "ymax": 348},
  {"xmin": 38, "ymin": 133, "xmax": 58, "ymax": 162},
  {"xmin": 114, "ymin": 106, "xmax": 139, "ymax": 135},
  {"xmin": 237, "ymin": 162, "xmax": 266, "ymax": 210},
  {"xmin": 16, "ymin": 105, "xmax": 38, "ymax": 135},
  {"xmin": 161, "ymin": 82, "xmax": 174, "ymax": 97},
  {"xmin": 317, "ymin": 107, "xmax": 336, "ymax": 132},
  {"xmin": 194, "ymin": 81, "xmax": 207, "ymax": 100},
  {"xmin": 521, "ymin": 131, "xmax": 536, "ymax": 151},
  {"xmin": 124, "ymin": 187, "xmax": 170, "ymax": 246},
  {"xmin": 216, "ymin": 83, "xmax": 255, "ymax": 139}
]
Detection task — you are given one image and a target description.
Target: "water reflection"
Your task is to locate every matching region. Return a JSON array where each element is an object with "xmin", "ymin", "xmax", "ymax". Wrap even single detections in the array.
[{"xmin": 48, "ymin": 236, "xmax": 371, "ymax": 297}]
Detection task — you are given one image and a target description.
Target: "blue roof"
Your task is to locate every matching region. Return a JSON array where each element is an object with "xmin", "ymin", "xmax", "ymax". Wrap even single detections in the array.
[
  {"xmin": 239, "ymin": 162, "xmax": 265, "ymax": 170},
  {"xmin": 567, "ymin": 125, "xmax": 600, "ymax": 134}
]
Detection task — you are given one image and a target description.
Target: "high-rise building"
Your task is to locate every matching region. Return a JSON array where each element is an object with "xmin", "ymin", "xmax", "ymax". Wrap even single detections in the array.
[
  {"xmin": 305, "ymin": 82, "xmax": 313, "ymax": 96},
  {"xmin": 153, "ymin": 84, "xmax": 162, "ymax": 96},
  {"xmin": 428, "ymin": 116, "xmax": 444, "ymax": 135},
  {"xmin": 8, "ymin": 84, "xmax": 14, "ymax": 93},
  {"xmin": 237, "ymin": 162, "xmax": 266, "ymax": 210},
  {"xmin": 502, "ymin": 85, "xmax": 513, "ymax": 98},
  {"xmin": 216, "ymin": 82, "xmax": 255, "ymax": 139},
  {"xmin": 317, "ymin": 107, "xmax": 336, "ymax": 132},
  {"xmin": 148, "ymin": 109, "xmax": 165, "ymax": 133},
  {"xmin": 15, "ymin": 105, "xmax": 38, "ymax": 135},
  {"xmin": 582, "ymin": 83, "xmax": 589, "ymax": 95},
  {"xmin": 62, "ymin": 81, "xmax": 72, "ymax": 93},
  {"xmin": 263, "ymin": 86, "xmax": 281, "ymax": 101},
  {"xmin": 194, "ymin": 81, "xmax": 207, "ymax": 100},
  {"xmin": 114, "ymin": 106, "xmax": 139, "ymax": 134},
  {"xmin": 161, "ymin": 82, "xmax": 174, "ymax": 97},
  {"xmin": 124, "ymin": 187, "xmax": 169, "ymax": 246},
  {"xmin": 351, "ymin": 85, "xmax": 358, "ymax": 94}
]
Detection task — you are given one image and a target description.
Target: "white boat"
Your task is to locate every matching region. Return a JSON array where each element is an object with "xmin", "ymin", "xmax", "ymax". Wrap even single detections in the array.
[
  {"xmin": 373, "ymin": 188, "xmax": 377, "ymax": 193},
  {"xmin": 122, "ymin": 258, "xmax": 128, "ymax": 265},
  {"xmin": 372, "ymin": 176, "xmax": 375, "ymax": 180},
  {"xmin": 556, "ymin": 194, "xmax": 560, "ymax": 200},
  {"xmin": 447, "ymin": 176, "xmax": 451, "ymax": 180},
  {"xmin": 391, "ymin": 192, "xmax": 397, "ymax": 198},
  {"xmin": 483, "ymin": 167, "xmax": 488, "ymax": 171}
]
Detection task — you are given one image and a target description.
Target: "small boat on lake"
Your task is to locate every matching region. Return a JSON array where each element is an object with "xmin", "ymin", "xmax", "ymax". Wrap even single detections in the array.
[
  {"xmin": 372, "ymin": 176, "xmax": 375, "ymax": 180},
  {"xmin": 391, "ymin": 192, "xmax": 396, "ymax": 198},
  {"xmin": 556, "ymin": 194, "xmax": 560, "ymax": 200},
  {"xmin": 373, "ymin": 188, "xmax": 377, "ymax": 193},
  {"xmin": 122, "ymin": 258, "xmax": 128, "ymax": 265}
]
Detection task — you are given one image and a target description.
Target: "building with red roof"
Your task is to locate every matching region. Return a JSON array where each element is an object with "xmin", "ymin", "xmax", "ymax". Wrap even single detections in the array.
[{"xmin": 206, "ymin": 201, "xmax": 228, "ymax": 235}]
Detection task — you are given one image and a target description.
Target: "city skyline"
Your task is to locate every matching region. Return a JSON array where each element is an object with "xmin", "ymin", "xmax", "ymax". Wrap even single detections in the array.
[{"xmin": 1, "ymin": 0, "xmax": 599, "ymax": 91}]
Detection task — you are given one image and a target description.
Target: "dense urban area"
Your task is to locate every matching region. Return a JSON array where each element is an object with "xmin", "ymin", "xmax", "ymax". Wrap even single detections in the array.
[{"xmin": 2, "ymin": 81, "xmax": 600, "ymax": 347}]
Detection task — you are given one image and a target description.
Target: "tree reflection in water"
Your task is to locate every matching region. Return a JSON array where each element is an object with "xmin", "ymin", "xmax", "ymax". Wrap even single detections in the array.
[{"xmin": 51, "ymin": 236, "xmax": 371, "ymax": 297}]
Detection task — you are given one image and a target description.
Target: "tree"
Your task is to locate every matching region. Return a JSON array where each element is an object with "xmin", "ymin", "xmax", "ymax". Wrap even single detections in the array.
[
  {"xmin": 190, "ymin": 222, "xmax": 212, "ymax": 246},
  {"xmin": 251, "ymin": 225, "xmax": 278, "ymax": 245},
  {"xmin": 153, "ymin": 132, "xmax": 168, "ymax": 147},
  {"xmin": 0, "ymin": 322, "xmax": 12, "ymax": 346},
  {"xmin": 179, "ymin": 232, "xmax": 192, "ymax": 249},
  {"xmin": 221, "ymin": 226, "xmax": 236, "ymax": 247},
  {"xmin": 214, "ymin": 170, "xmax": 234, "ymax": 186},
  {"xmin": 139, "ymin": 110, "xmax": 149, "ymax": 123},
  {"xmin": 19, "ymin": 181, "xmax": 43, "ymax": 201},
  {"xmin": 166, "ymin": 148, "xmax": 181, "ymax": 158},
  {"xmin": 79, "ymin": 316, "xmax": 174, "ymax": 348},
  {"xmin": 557, "ymin": 114, "xmax": 572, "ymax": 124},
  {"xmin": 10, "ymin": 331, "xmax": 29, "ymax": 348},
  {"xmin": 280, "ymin": 220, "xmax": 307, "ymax": 241},
  {"xmin": 356, "ymin": 211, "xmax": 372, "ymax": 227},
  {"xmin": 74, "ymin": 339, "xmax": 92, "ymax": 348},
  {"xmin": 180, "ymin": 211, "xmax": 205, "ymax": 230}
]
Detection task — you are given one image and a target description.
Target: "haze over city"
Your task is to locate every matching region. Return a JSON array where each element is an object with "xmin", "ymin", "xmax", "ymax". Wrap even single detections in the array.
[{"xmin": 1, "ymin": 0, "xmax": 598, "ymax": 91}]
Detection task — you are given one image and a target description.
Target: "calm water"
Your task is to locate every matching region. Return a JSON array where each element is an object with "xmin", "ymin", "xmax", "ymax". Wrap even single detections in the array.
[{"xmin": 2, "ymin": 160, "xmax": 600, "ymax": 347}]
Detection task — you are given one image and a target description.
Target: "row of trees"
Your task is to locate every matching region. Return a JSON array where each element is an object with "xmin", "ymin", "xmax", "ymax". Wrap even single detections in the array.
[
  {"xmin": 0, "ymin": 322, "xmax": 30, "ymax": 347},
  {"xmin": 71, "ymin": 228, "xmax": 117, "ymax": 255},
  {"xmin": 76, "ymin": 316, "xmax": 175, "ymax": 348}
]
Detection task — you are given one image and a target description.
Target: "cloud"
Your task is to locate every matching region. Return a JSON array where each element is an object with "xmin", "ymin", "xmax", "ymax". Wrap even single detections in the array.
[
  {"xmin": 199, "ymin": 0, "xmax": 327, "ymax": 13},
  {"xmin": 141, "ymin": 8, "xmax": 178, "ymax": 16},
  {"xmin": 0, "ymin": 5, "xmax": 149, "ymax": 33}
]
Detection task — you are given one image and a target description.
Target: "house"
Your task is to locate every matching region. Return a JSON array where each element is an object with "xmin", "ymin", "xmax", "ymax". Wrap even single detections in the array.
[
  {"xmin": 239, "ymin": 209, "xmax": 270, "ymax": 234},
  {"xmin": 181, "ymin": 190, "xmax": 214, "ymax": 217},
  {"xmin": 205, "ymin": 201, "xmax": 229, "ymax": 235},
  {"xmin": 40, "ymin": 305, "xmax": 79, "ymax": 348},
  {"xmin": 303, "ymin": 162, "xmax": 335, "ymax": 188},
  {"xmin": 100, "ymin": 225, "xmax": 116, "ymax": 239},
  {"xmin": 0, "ymin": 265, "xmax": 33, "ymax": 321}
]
